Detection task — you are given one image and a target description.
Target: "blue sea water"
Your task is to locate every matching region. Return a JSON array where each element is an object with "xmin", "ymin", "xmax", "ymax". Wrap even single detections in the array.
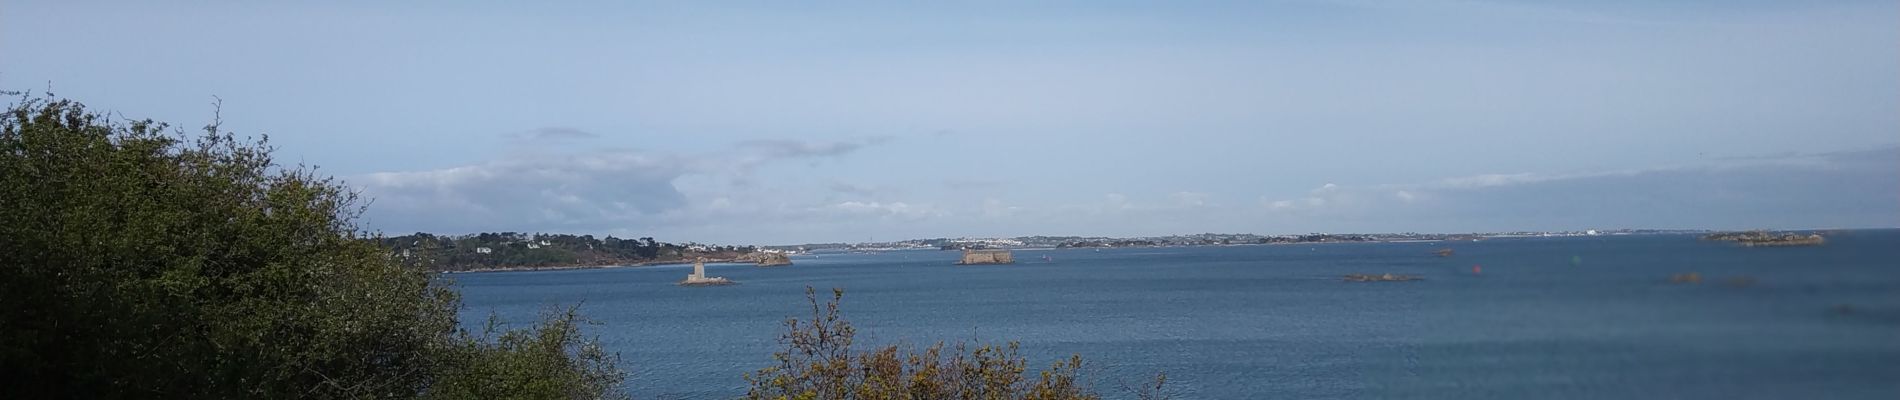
[{"xmin": 454, "ymin": 231, "xmax": 1900, "ymax": 399}]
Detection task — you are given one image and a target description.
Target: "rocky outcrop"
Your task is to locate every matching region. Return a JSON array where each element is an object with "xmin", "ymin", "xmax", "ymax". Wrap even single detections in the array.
[
  {"xmin": 755, "ymin": 252, "xmax": 793, "ymax": 267},
  {"xmin": 1740, "ymin": 234, "xmax": 1824, "ymax": 247},
  {"xmin": 956, "ymin": 249, "xmax": 1014, "ymax": 265},
  {"xmin": 1667, "ymin": 272, "xmax": 1701, "ymax": 284},
  {"xmin": 1344, "ymin": 273, "xmax": 1420, "ymax": 282},
  {"xmin": 679, "ymin": 277, "xmax": 733, "ymax": 286},
  {"xmin": 1703, "ymin": 231, "xmax": 1825, "ymax": 247}
]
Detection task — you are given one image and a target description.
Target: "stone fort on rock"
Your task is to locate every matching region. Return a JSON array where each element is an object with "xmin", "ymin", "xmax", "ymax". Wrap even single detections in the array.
[
  {"xmin": 956, "ymin": 249, "xmax": 1014, "ymax": 265},
  {"xmin": 679, "ymin": 258, "xmax": 733, "ymax": 286}
]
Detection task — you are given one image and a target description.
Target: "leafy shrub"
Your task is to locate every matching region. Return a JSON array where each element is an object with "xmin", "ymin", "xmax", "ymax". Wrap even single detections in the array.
[
  {"xmin": 0, "ymin": 95, "xmax": 623, "ymax": 399},
  {"xmin": 745, "ymin": 287, "xmax": 1159, "ymax": 400},
  {"xmin": 428, "ymin": 307, "xmax": 626, "ymax": 400}
]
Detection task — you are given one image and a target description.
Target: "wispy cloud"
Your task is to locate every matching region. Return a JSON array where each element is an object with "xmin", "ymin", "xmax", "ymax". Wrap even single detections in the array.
[
  {"xmin": 504, "ymin": 127, "xmax": 599, "ymax": 141},
  {"xmin": 734, "ymin": 139, "xmax": 863, "ymax": 158},
  {"xmin": 1256, "ymin": 146, "xmax": 1900, "ymax": 231},
  {"xmin": 733, "ymin": 136, "xmax": 893, "ymax": 158},
  {"xmin": 828, "ymin": 181, "xmax": 880, "ymax": 196},
  {"xmin": 720, "ymin": 136, "xmax": 896, "ymax": 172},
  {"xmin": 944, "ymin": 179, "xmax": 1007, "ymax": 191},
  {"xmin": 822, "ymin": 201, "xmax": 949, "ymax": 220}
]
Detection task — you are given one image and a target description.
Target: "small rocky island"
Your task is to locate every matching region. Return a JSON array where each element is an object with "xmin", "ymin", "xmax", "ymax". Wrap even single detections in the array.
[
  {"xmin": 1702, "ymin": 231, "xmax": 1825, "ymax": 247},
  {"xmin": 1344, "ymin": 273, "xmax": 1420, "ymax": 282},
  {"xmin": 956, "ymin": 249, "xmax": 1014, "ymax": 265},
  {"xmin": 1667, "ymin": 272, "xmax": 1701, "ymax": 284},
  {"xmin": 679, "ymin": 258, "xmax": 733, "ymax": 286}
]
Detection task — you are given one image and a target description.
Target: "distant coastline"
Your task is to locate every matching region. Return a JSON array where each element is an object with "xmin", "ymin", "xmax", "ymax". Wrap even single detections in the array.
[
  {"xmin": 441, "ymin": 258, "xmax": 733, "ymax": 274},
  {"xmin": 771, "ymin": 229, "xmax": 1719, "ymax": 253},
  {"xmin": 443, "ymin": 254, "xmax": 801, "ymax": 274},
  {"xmin": 419, "ymin": 228, "xmax": 1889, "ymax": 273},
  {"xmin": 1700, "ymin": 230, "xmax": 1828, "ymax": 247}
]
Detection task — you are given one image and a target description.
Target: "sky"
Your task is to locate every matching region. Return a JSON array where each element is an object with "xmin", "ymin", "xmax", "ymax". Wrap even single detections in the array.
[{"xmin": 4, "ymin": 0, "xmax": 1896, "ymax": 244}]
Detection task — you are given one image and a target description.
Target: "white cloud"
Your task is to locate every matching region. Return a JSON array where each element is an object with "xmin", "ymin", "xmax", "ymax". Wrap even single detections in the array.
[
  {"xmin": 356, "ymin": 143, "xmax": 1898, "ymax": 242},
  {"xmin": 357, "ymin": 150, "xmax": 689, "ymax": 233},
  {"xmin": 355, "ymin": 136, "xmax": 894, "ymax": 235}
]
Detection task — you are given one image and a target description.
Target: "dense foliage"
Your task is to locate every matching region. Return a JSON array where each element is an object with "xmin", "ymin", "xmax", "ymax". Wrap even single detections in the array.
[
  {"xmin": 744, "ymin": 288, "xmax": 1169, "ymax": 400},
  {"xmin": 0, "ymin": 96, "xmax": 624, "ymax": 399},
  {"xmin": 428, "ymin": 308, "xmax": 625, "ymax": 399},
  {"xmin": 382, "ymin": 232, "xmax": 755, "ymax": 272}
]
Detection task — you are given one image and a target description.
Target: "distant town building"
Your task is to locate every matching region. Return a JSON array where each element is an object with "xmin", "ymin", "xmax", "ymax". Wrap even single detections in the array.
[{"xmin": 475, "ymin": 247, "xmax": 493, "ymax": 254}]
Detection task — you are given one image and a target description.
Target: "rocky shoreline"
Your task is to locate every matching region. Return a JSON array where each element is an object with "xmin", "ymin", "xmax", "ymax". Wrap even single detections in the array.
[
  {"xmin": 443, "ymin": 252, "xmax": 800, "ymax": 274},
  {"xmin": 1702, "ymin": 231, "xmax": 1825, "ymax": 247},
  {"xmin": 442, "ymin": 258, "xmax": 742, "ymax": 274},
  {"xmin": 739, "ymin": 252, "xmax": 794, "ymax": 267}
]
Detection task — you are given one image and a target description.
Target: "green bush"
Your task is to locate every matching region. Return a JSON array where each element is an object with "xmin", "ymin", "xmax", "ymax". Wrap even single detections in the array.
[
  {"xmin": 745, "ymin": 287, "xmax": 1166, "ymax": 400},
  {"xmin": 429, "ymin": 307, "xmax": 626, "ymax": 400},
  {"xmin": 0, "ymin": 95, "xmax": 624, "ymax": 399}
]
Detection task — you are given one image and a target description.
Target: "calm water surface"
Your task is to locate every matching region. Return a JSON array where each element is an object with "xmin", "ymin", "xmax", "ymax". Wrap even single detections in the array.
[{"xmin": 456, "ymin": 231, "xmax": 1900, "ymax": 399}]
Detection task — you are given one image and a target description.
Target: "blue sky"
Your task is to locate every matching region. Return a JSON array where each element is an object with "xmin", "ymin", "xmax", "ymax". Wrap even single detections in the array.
[{"xmin": 5, "ymin": 1, "xmax": 1896, "ymax": 244}]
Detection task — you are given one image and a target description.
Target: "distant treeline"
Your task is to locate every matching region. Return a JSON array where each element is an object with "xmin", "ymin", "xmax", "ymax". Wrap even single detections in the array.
[{"xmin": 381, "ymin": 232, "xmax": 756, "ymax": 272}]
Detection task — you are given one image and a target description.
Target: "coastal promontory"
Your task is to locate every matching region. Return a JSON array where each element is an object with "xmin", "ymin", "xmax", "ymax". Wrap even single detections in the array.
[
  {"xmin": 740, "ymin": 252, "xmax": 794, "ymax": 267},
  {"xmin": 1702, "ymin": 231, "xmax": 1825, "ymax": 247}
]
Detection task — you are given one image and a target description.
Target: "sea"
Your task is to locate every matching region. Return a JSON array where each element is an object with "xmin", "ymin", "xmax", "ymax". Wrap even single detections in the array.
[{"xmin": 454, "ymin": 231, "xmax": 1900, "ymax": 399}]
